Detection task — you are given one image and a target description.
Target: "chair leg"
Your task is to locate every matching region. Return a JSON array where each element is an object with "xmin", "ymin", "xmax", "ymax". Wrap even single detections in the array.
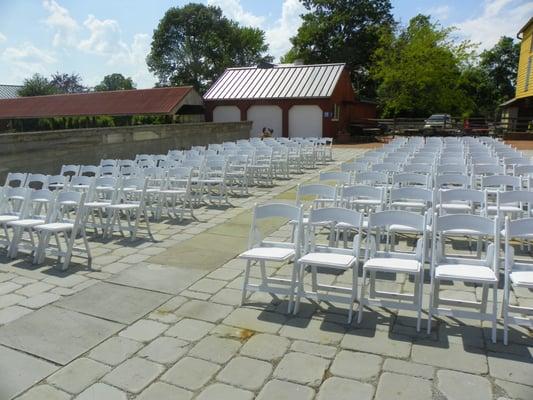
[
  {"xmin": 288, "ymin": 261, "xmax": 299, "ymax": 314},
  {"xmin": 348, "ymin": 265, "xmax": 358, "ymax": 324},
  {"xmin": 414, "ymin": 272, "xmax": 421, "ymax": 332},
  {"xmin": 294, "ymin": 262, "xmax": 306, "ymax": 315},
  {"xmin": 357, "ymin": 268, "xmax": 367, "ymax": 324},
  {"xmin": 427, "ymin": 278, "xmax": 435, "ymax": 334},
  {"xmin": 241, "ymin": 260, "xmax": 251, "ymax": 306},
  {"xmin": 492, "ymin": 283, "xmax": 498, "ymax": 343}
]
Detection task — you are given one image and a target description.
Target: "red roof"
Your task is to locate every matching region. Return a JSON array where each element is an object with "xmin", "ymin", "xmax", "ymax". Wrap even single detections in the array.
[{"xmin": 0, "ymin": 87, "xmax": 199, "ymax": 119}]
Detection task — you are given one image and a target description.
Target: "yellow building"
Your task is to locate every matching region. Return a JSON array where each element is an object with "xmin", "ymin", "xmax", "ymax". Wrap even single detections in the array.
[{"xmin": 501, "ymin": 17, "xmax": 533, "ymax": 131}]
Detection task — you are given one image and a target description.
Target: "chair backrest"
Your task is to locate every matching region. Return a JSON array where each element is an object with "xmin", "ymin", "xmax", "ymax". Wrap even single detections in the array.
[
  {"xmin": 403, "ymin": 163, "xmax": 433, "ymax": 174},
  {"xmin": 514, "ymin": 164, "xmax": 533, "ymax": 176},
  {"xmin": 5, "ymin": 172, "xmax": 27, "ymax": 188},
  {"xmin": 296, "ymin": 184, "xmax": 337, "ymax": 206},
  {"xmin": 80, "ymin": 165, "xmax": 100, "ymax": 177},
  {"xmin": 392, "ymin": 172, "xmax": 429, "ymax": 188},
  {"xmin": 24, "ymin": 189, "xmax": 55, "ymax": 220},
  {"xmin": 437, "ymin": 164, "xmax": 467, "ymax": 174},
  {"xmin": 390, "ymin": 187, "xmax": 433, "ymax": 204},
  {"xmin": 439, "ymin": 188, "xmax": 484, "ymax": 204},
  {"xmin": 46, "ymin": 175, "xmax": 66, "ymax": 190},
  {"xmin": 100, "ymin": 159, "xmax": 117, "ymax": 168},
  {"xmin": 505, "ymin": 217, "xmax": 533, "ymax": 240},
  {"xmin": 25, "ymin": 174, "xmax": 48, "ymax": 190},
  {"xmin": 481, "ymin": 175, "xmax": 521, "ymax": 191},
  {"xmin": 99, "ymin": 165, "xmax": 116, "ymax": 177},
  {"xmin": 60, "ymin": 165, "xmax": 80, "ymax": 178},
  {"xmin": 434, "ymin": 213, "xmax": 496, "ymax": 236},
  {"xmin": 354, "ymin": 171, "xmax": 388, "ymax": 186},
  {"xmin": 249, "ymin": 203, "xmax": 303, "ymax": 250},
  {"xmin": 306, "ymin": 207, "xmax": 363, "ymax": 252},
  {"xmin": 367, "ymin": 210, "xmax": 426, "ymax": 232},
  {"xmin": 319, "ymin": 171, "xmax": 351, "ymax": 184},
  {"xmin": 69, "ymin": 176, "xmax": 93, "ymax": 189},
  {"xmin": 435, "ymin": 174, "xmax": 469, "ymax": 189},
  {"xmin": 0, "ymin": 187, "xmax": 29, "ymax": 215}
]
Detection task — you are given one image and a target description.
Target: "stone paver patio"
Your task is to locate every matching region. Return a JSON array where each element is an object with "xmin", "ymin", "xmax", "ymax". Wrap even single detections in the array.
[{"xmin": 0, "ymin": 147, "xmax": 531, "ymax": 400}]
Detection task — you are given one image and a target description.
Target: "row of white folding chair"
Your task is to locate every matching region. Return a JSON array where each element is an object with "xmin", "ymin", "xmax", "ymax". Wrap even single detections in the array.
[
  {"xmin": 0, "ymin": 188, "xmax": 90, "ymax": 270},
  {"xmin": 239, "ymin": 202, "xmax": 515, "ymax": 342},
  {"xmin": 4, "ymin": 172, "xmax": 70, "ymax": 191}
]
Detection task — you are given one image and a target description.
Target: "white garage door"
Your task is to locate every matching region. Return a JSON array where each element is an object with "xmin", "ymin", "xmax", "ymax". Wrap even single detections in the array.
[
  {"xmin": 289, "ymin": 105, "xmax": 323, "ymax": 138},
  {"xmin": 247, "ymin": 105, "xmax": 283, "ymax": 138},
  {"xmin": 213, "ymin": 106, "xmax": 241, "ymax": 123}
]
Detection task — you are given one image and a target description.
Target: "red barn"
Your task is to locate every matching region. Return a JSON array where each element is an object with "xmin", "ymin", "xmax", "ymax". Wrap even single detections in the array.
[{"xmin": 203, "ymin": 62, "xmax": 376, "ymax": 139}]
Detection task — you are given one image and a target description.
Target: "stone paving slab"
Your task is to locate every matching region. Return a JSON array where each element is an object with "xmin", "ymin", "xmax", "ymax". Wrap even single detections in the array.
[
  {"xmin": 106, "ymin": 263, "xmax": 205, "ymax": 295},
  {"xmin": 55, "ymin": 282, "xmax": 170, "ymax": 324},
  {"xmin": 0, "ymin": 306, "xmax": 123, "ymax": 365},
  {"xmin": 0, "ymin": 345, "xmax": 58, "ymax": 400}
]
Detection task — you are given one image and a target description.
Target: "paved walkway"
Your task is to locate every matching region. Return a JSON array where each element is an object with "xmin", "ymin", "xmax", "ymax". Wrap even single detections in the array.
[{"xmin": 0, "ymin": 147, "xmax": 531, "ymax": 400}]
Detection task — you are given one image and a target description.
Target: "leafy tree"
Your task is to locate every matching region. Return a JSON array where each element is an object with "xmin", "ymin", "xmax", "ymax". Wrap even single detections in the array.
[
  {"xmin": 282, "ymin": 0, "xmax": 395, "ymax": 98},
  {"xmin": 18, "ymin": 74, "xmax": 57, "ymax": 97},
  {"xmin": 94, "ymin": 73, "xmax": 136, "ymax": 91},
  {"xmin": 147, "ymin": 3, "xmax": 272, "ymax": 93},
  {"xmin": 479, "ymin": 36, "xmax": 519, "ymax": 102},
  {"xmin": 50, "ymin": 72, "xmax": 87, "ymax": 93},
  {"xmin": 372, "ymin": 15, "xmax": 475, "ymax": 117}
]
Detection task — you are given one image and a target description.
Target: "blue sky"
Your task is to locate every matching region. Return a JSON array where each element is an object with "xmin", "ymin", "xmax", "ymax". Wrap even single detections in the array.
[{"xmin": 0, "ymin": 0, "xmax": 531, "ymax": 88}]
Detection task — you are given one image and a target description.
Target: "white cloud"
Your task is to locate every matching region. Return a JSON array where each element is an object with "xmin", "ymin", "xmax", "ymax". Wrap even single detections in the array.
[
  {"xmin": 265, "ymin": 0, "xmax": 306, "ymax": 60},
  {"xmin": 455, "ymin": 0, "xmax": 533, "ymax": 49},
  {"xmin": 0, "ymin": 32, "xmax": 6, "ymax": 43},
  {"xmin": 207, "ymin": 0, "xmax": 265, "ymax": 27},
  {"xmin": 2, "ymin": 43, "xmax": 56, "ymax": 80},
  {"xmin": 208, "ymin": 0, "xmax": 305, "ymax": 61},
  {"xmin": 427, "ymin": 5, "xmax": 450, "ymax": 21},
  {"xmin": 42, "ymin": 0, "xmax": 80, "ymax": 46},
  {"xmin": 78, "ymin": 14, "xmax": 126, "ymax": 55},
  {"xmin": 108, "ymin": 33, "xmax": 156, "ymax": 88}
]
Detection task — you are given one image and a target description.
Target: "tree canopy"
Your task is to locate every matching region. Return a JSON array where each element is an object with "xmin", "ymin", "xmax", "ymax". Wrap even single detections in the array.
[
  {"xmin": 94, "ymin": 73, "xmax": 136, "ymax": 91},
  {"xmin": 18, "ymin": 74, "xmax": 58, "ymax": 97},
  {"xmin": 282, "ymin": 0, "xmax": 395, "ymax": 98},
  {"xmin": 371, "ymin": 15, "xmax": 476, "ymax": 117},
  {"xmin": 50, "ymin": 72, "xmax": 87, "ymax": 94},
  {"xmin": 147, "ymin": 3, "xmax": 272, "ymax": 93}
]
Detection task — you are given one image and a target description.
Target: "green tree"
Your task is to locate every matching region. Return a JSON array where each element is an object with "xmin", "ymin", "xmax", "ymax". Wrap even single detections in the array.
[
  {"xmin": 50, "ymin": 72, "xmax": 87, "ymax": 93},
  {"xmin": 18, "ymin": 73, "xmax": 57, "ymax": 97},
  {"xmin": 282, "ymin": 0, "xmax": 395, "ymax": 98},
  {"xmin": 147, "ymin": 3, "xmax": 271, "ymax": 93},
  {"xmin": 479, "ymin": 36, "xmax": 519, "ymax": 102},
  {"xmin": 372, "ymin": 15, "xmax": 474, "ymax": 117},
  {"xmin": 94, "ymin": 73, "xmax": 136, "ymax": 91}
]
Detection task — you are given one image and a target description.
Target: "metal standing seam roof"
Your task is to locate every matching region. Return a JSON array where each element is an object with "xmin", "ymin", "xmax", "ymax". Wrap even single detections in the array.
[
  {"xmin": 0, "ymin": 87, "xmax": 198, "ymax": 119},
  {"xmin": 204, "ymin": 63, "xmax": 346, "ymax": 100},
  {"xmin": 0, "ymin": 84, "xmax": 22, "ymax": 99}
]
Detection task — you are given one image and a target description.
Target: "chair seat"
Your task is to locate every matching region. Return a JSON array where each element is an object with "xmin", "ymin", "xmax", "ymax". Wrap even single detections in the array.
[
  {"xmin": 0, "ymin": 215, "xmax": 19, "ymax": 223},
  {"xmin": 364, "ymin": 257, "xmax": 421, "ymax": 273},
  {"xmin": 34, "ymin": 222, "xmax": 74, "ymax": 232},
  {"xmin": 8, "ymin": 218, "xmax": 45, "ymax": 227},
  {"xmin": 435, "ymin": 264, "xmax": 497, "ymax": 282},
  {"xmin": 160, "ymin": 189, "xmax": 186, "ymax": 195},
  {"xmin": 389, "ymin": 224, "xmax": 431, "ymax": 232},
  {"xmin": 487, "ymin": 205, "xmax": 521, "ymax": 213},
  {"xmin": 391, "ymin": 201, "xmax": 426, "ymax": 209},
  {"xmin": 443, "ymin": 228, "xmax": 485, "ymax": 236},
  {"xmin": 107, "ymin": 203, "xmax": 140, "ymax": 210},
  {"xmin": 352, "ymin": 199, "xmax": 381, "ymax": 206},
  {"xmin": 85, "ymin": 201, "xmax": 111, "ymax": 208},
  {"xmin": 510, "ymin": 271, "xmax": 533, "ymax": 288},
  {"xmin": 298, "ymin": 252, "xmax": 356, "ymax": 269},
  {"xmin": 438, "ymin": 203, "xmax": 471, "ymax": 211},
  {"xmin": 239, "ymin": 247, "xmax": 295, "ymax": 262}
]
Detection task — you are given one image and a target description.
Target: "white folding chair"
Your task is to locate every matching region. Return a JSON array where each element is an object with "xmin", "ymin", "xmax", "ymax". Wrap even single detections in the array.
[
  {"xmin": 428, "ymin": 214, "xmax": 499, "ymax": 342},
  {"xmin": 358, "ymin": 210, "xmax": 427, "ymax": 331},
  {"xmin": 24, "ymin": 174, "xmax": 48, "ymax": 190},
  {"xmin": 0, "ymin": 187, "xmax": 29, "ymax": 249},
  {"xmin": 33, "ymin": 191, "xmax": 91, "ymax": 270},
  {"xmin": 105, "ymin": 178, "xmax": 153, "ymax": 241},
  {"xmin": 159, "ymin": 167, "xmax": 194, "ymax": 221},
  {"xmin": 502, "ymin": 217, "xmax": 533, "ymax": 345},
  {"xmin": 7, "ymin": 189, "xmax": 55, "ymax": 259},
  {"xmin": 79, "ymin": 165, "xmax": 100, "ymax": 177},
  {"xmin": 60, "ymin": 165, "xmax": 79, "ymax": 179},
  {"xmin": 294, "ymin": 207, "xmax": 362, "ymax": 322},
  {"xmin": 238, "ymin": 203, "xmax": 303, "ymax": 313}
]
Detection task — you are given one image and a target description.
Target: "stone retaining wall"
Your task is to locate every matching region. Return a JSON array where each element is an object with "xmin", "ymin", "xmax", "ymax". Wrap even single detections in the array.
[{"xmin": 0, "ymin": 121, "xmax": 251, "ymax": 180}]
